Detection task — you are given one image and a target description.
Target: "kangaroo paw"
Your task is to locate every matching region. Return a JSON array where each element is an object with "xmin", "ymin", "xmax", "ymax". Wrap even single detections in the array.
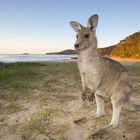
[
  {"xmin": 87, "ymin": 93, "xmax": 95, "ymax": 102},
  {"xmin": 73, "ymin": 117, "xmax": 88, "ymax": 124},
  {"xmin": 81, "ymin": 92, "xmax": 87, "ymax": 101}
]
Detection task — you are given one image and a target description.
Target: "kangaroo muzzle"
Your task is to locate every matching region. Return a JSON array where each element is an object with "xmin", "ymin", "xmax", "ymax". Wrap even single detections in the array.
[{"xmin": 74, "ymin": 43, "xmax": 80, "ymax": 49}]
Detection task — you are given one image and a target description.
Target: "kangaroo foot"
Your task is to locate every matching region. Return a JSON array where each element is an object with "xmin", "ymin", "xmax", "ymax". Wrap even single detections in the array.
[
  {"xmin": 73, "ymin": 117, "xmax": 88, "ymax": 124},
  {"xmin": 74, "ymin": 114, "xmax": 102, "ymax": 125},
  {"xmin": 92, "ymin": 124, "xmax": 116, "ymax": 139}
]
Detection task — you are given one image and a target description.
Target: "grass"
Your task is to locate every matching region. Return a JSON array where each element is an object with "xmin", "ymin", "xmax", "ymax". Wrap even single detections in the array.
[
  {"xmin": 0, "ymin": 61, "xmax": 140, "ymax": 140},
  {"xmin": 124, "ymin": 63, "xmax": 140, "ymax": 76},
  {"xmin": 0, "ymin": 123, "xmax": 8, "ymax": 129},
  {"xmin": 21, "ymin": 109, "xmax": 50, "ymax": 139},
  {"xmin": 0, "ymin": 62, "xmax": 46, "ymax": 88},
  {"xmin": 135, "ymin": 126, "xmax": 140, "ymax": 139},
  {"xmin": 0, "ymin": 62, "xmax": 80, "ymax": 93},
  {"xmin": 0, "ymin": 101, "xmax": 21, "ymax": 114},
  {"xmin": 20, "ymin": 108, "xmax": 70, "ymax": 140},
  {"xmin": 0, "ymin": 62, "xmax": 80, "ymax": 140},
  {"xmin": 43, "ymin": 62, "xmax": 81, "ymax": 93},
  {"xmin": 124, "ymin": 63, "xmax": 140, "ymax": 95},
  {"xmin": 0, "ymin": 62, "xmax": 43, "ymax": 80},
  {"xmin": 0, "ymin": 62, "xmax": 46, "ymax": 100},
  {"xmin": 6, "ymin": 109, "xmax": 51, "ymax": 140}
]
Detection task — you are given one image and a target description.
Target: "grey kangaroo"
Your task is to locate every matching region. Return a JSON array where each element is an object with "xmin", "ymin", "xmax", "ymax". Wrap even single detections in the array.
[{"xmin": 70, "ymin": 14, "xmax": 140, "ymax": 135}]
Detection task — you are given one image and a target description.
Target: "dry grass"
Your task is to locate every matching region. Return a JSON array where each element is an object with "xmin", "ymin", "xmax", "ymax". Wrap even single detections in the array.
[{"xmin": 0, "ymin": 61, "xmax": 140, "ymax": 140}]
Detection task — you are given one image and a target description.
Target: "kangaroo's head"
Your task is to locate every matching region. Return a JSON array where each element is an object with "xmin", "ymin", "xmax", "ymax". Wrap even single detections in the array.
[{"xmin": 70, "ymin": 14, "xmax": 98, "ymax": 51}]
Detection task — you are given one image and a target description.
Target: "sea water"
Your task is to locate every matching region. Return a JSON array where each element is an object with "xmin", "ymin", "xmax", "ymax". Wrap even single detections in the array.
[{"xmin": 0, "ymin": 54, "xmax": 77, "ymax": 63}]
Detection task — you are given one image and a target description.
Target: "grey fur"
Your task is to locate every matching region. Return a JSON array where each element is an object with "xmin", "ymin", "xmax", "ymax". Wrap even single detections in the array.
[{"xmin": 70, "ymin": 14, "xmax": 140, "ymax": 133}]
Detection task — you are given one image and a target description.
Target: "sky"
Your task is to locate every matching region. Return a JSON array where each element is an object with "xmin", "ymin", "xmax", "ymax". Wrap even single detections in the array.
[{"xmin": 0, "ymin": 0, "xmax": 140, "ymax": 54}]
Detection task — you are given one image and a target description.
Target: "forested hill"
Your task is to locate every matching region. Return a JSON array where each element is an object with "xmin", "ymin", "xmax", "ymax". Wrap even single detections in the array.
[
  {"xmin": 110, "ymin": 31, "xmax": 140, "ymax": 59},
  {"xmin": 98, "ymin": 45, "xmax": 116, "ymax": 56}
]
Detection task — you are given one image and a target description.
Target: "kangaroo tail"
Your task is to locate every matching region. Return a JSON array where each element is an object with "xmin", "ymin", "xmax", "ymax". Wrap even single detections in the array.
[{"xmin": 125, "ymin": 100, "xmax": 140, "ymax": 111}]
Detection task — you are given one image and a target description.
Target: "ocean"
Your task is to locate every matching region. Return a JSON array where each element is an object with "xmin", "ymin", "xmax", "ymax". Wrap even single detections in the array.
[{"xmin": 0, "ymin": 54, "xmax": 77, "ymax": 63}]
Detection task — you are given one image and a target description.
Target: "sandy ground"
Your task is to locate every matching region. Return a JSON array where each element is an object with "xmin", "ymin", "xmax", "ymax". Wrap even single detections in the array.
[
  {"xmin": 0, "ymin": 60, "xmax": 140, "ymax": 140},
  {"xmin": 110, "ymin": 57, "xmax": 140, "ymax": 65}
]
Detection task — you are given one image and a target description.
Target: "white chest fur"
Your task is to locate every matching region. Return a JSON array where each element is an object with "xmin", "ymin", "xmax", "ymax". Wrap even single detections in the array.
[{"xmin": 78, "ymin": 58, "xmax": 101, "ymax": 91}]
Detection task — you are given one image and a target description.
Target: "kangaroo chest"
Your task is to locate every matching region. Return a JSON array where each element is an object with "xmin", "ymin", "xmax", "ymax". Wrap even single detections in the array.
[{"xmin": 78, "ymin": 60, "xmax": 100, "ymax": 90}]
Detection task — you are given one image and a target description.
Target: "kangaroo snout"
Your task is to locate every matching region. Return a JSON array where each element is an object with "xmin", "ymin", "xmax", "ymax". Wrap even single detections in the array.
[{"xmin": 74, "ymin": 43, "xmax": 80, "ymax": 49}]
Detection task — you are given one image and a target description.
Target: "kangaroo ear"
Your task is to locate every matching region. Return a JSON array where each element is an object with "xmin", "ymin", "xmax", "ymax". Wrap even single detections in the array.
[
  {"xmin": 70, "ymin": 21, "xmax": 84, "ymax": 32},
  {"xmin": 88, "ymin": 14, "xmax": 98, "ymax": 31}
]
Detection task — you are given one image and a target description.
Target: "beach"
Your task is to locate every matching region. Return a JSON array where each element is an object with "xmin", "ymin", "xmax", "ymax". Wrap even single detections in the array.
[
  {"xmin": 0, "ymin": 54, "xmax": 77, "ymax": 63},
  {"xmin": 0, "ymin": 60, "xmax": 140, "ymax": 140}
]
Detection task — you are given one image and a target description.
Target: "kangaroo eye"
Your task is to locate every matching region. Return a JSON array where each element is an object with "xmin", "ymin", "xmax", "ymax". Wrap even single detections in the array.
[{"xmin": 84, "ymin": 34, "xmax": 89, "ymax": 38}]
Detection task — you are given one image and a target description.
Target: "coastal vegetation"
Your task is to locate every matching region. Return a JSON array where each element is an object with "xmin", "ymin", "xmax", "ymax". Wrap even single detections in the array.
[{"xmin": 111, "ymin": 31, "xmax": 140, "ymax": 59}]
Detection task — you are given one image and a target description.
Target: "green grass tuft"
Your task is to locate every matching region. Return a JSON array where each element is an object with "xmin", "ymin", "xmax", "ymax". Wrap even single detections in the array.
[
  {"xmin": 21, "ymin": 109, "xmax": 49, "ymax": 139},
  {"xmin": 135, "ymin": 126, "xmax": 140, "ymax": 139}
]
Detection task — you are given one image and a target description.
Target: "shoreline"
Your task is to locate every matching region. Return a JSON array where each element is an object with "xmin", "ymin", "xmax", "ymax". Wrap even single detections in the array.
[{"xmin": 0, "ymin": 56, "xmax": 140, "ymax": 65}]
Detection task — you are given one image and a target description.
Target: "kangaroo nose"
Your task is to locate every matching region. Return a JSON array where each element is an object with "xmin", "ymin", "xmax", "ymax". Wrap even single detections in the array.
[{"xmin": 74, "ymin": 43, "xmax": 79, "ymax": 49}]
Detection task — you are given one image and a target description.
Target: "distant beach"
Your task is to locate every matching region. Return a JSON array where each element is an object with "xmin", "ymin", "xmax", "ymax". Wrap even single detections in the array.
[{"xmin": 0, "ymin": 54, "xmax": 77, "ymax": 63}]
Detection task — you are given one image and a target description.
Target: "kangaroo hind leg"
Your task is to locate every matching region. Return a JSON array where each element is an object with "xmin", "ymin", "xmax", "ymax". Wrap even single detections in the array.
[{"xmin": 74, "ymin": 94, "xmax": 105, "ymax": 124}]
